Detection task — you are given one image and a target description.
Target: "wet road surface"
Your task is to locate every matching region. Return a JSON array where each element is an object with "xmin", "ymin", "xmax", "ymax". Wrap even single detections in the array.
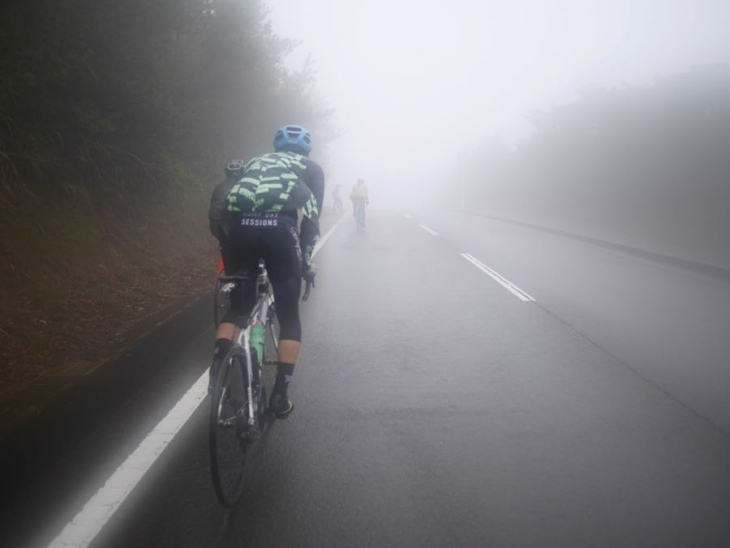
[{"xmin": 4, "ymin": 210, "xmax": 730, "ymax": 548}]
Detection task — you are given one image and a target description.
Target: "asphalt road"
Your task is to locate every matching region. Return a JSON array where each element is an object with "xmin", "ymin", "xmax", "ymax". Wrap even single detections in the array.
[{"xmin": 5, "ymin": 210, "xmax": 730, "ymax": 548}]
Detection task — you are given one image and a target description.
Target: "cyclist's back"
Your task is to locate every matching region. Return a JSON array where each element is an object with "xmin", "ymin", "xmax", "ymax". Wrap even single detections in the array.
[{"xmin": 350, "ymin": 178, "xmax": 368, "ymax": 201}]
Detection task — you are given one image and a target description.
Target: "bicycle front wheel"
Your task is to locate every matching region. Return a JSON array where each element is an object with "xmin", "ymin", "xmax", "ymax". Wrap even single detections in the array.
[{"xmin": 209, "ymin": 350, "xmax": 248, "ymax": 507}]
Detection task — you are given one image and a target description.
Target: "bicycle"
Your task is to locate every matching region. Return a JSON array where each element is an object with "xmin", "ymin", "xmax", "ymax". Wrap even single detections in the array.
[
  {"xmin": 354, "ymin": 200, "xmax": 366, "ymax": 231},
  {"xmin": 209, "ymin": 260, "xmax": 314, "ymax": 507}
]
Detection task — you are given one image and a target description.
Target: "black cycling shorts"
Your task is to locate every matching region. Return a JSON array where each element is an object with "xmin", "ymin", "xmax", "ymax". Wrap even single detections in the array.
[{"xmin": 223, "ymin": 212, "xmax": 303, "ymax": 342}]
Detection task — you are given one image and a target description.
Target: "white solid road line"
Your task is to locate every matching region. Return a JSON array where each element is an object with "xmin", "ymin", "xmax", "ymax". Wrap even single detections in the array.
[
  {"xmin": 48, "ymin": 214, "xmax": 347, "ymax": 548},
  {"xmin": 313, "ymin": 213, "xmax": 347, "ymax": 257},
  {"xmin": 419, "ymin": 224, "xmax": 438, "ymax": 236},
  {"xmin": 49, "ymin": 373, "xmax": 209, "ymax": 548},
  {"xmin": 462, "ymin": 253, "xmax": 536, "ymax": 302}
]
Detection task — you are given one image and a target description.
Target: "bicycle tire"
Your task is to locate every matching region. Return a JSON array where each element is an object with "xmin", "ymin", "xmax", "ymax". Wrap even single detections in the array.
[{"xmin": 209, "ymin": 349, "xmax": 248, "ymax": 507}]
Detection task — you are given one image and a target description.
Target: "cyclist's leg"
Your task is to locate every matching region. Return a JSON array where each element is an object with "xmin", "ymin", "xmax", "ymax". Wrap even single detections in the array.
[
  {"xmin": 267, "ymin": 276, "xmax": 300, "ymax": 417},
  {"xmin": 214, "ymin": 249, "xmax": 227, "ymax": 326},
  {"xmin": 215, "ymin": 247, "xmax": 255, "ymax": 338},
  {"xmin": 353, "ymin": 198, "xmax": 364, "ymax": 226},
  {"xmin": 260, "ymin": 220, "xmax": 303, "ymax": 417},
  {"xmin": 211, "ymin": 223, "xmax": 258, "ymax": 387}
]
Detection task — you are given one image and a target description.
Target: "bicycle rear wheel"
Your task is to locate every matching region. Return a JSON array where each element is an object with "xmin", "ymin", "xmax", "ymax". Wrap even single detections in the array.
[{"xmin": 209, "ymin": 350, "xmax": 248, "ymax": 507}]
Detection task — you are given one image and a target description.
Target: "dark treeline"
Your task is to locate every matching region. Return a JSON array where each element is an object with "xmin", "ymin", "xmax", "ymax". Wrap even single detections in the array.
[
  {"xmin": 0, "ymin": 0, "xmax": 330, "ymax": 199},
  {"xmin": 459, "ymin": 64, "xmax": 730, "ymax": 267},
  {"xmin": 0, "ymin": 0, "xmax": 333, "ymax": 392}
]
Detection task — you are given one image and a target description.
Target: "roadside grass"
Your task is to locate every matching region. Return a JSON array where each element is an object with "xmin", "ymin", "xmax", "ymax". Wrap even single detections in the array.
[
  {"xmin": 31, "ymin": 284, "xmax": 65, "ymax": 310},
  {"xmin": 0, "ymin": 190, "xmax": 216, "ymax": 400},
  {"xmin": 29, "ymin": 332, "xmax": 53, "ymax": 352}
]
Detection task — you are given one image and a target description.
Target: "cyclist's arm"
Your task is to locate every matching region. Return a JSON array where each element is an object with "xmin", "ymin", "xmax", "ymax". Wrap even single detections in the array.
[{"xmin": 299, "ymin": 214, "xmax": 319, "ymax": 271}]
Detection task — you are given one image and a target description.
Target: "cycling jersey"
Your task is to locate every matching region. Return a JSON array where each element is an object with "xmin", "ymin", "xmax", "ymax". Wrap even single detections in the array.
[
  {"xmin": 223, "ymin": 151, "xmax": 324, "ymax": 268},
  {"xmin": 350, "ymin": 183, "xmax": 369, "ymax": 201},
  {"xmin": 227, "ymin": 152, "xmax": 323, "ymax": 218}
]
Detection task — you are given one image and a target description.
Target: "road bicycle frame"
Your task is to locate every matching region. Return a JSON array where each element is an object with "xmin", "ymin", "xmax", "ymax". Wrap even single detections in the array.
[
  {"xmin": 210, "ymin": 257, "xmax": 311, "ymax": 506},
  {"xmin": 220, "ymin": 261, "xmax": 275, "ymax": 431}
]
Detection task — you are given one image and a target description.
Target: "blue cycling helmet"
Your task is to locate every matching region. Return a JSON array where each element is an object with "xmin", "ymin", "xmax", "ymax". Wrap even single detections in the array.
[{"xmin": 273, "ymin": 125, "xmax": 312, "ymax": 155}]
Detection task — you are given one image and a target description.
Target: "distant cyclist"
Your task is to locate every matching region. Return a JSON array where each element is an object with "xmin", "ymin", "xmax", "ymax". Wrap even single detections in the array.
[
  {"xmin": 208, "ymin": 160, "xmax": 245, "ymax": 275},
  {"xmin": 208, "ymin": 125, "xmax": 324, "ymax": 418},
  {"xmin": 332, "ymin": 184, "xmax": 344, "ymax": 215},
  {"xmin": 350, "ymin": 178, "xmax": 369, "ymax": 226}
]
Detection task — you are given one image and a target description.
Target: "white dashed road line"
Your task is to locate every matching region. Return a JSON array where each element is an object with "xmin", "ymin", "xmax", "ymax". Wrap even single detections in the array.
[
  {"xmin": 48, "ymin": 214, "xmax": 346, "ymax": 548},
  {"xmin": 419, "ymin": 224, "xmax": 438, "ymax": 236},
  {"xmin": 402, "ymin": 213, "xmax": 413, "ymax": 219},
  {"xmin": 462, "ymin": 253, "xmax": 536, "ymax": 302}
]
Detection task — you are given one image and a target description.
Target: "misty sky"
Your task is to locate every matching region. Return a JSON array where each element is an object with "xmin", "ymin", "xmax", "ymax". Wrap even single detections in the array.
[{"xmin": 264, "ymin": 0, "xmax": 730, "ymax": 204}]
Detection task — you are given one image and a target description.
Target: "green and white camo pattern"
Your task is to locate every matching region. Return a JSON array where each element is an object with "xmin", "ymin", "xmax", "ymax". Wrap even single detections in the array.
[{"xmin": 226, "ymin": 152, "xmax": 319, "ymax": 221}]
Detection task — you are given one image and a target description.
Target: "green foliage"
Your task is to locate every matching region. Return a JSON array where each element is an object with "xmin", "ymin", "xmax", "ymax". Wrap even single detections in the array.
[
  {"xmin": 31, "ymin": 285, "xmax": 64, "ymax": 310},
  {"xmin": 455, "ymin": 65, "xmax": 730, "ymax": 263},
  {"xmin": 460, "ymin": 64, "xmax": 730, "ymax": 199},
  {"xmin": 0, "ymin": 0, "xmax": 331, "ymax": 197}
]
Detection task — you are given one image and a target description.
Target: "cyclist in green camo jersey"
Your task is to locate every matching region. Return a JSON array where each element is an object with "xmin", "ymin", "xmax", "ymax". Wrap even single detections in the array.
[{"xmin": 208, "ymin": 125, "xmax": 324, "ymax": 418}]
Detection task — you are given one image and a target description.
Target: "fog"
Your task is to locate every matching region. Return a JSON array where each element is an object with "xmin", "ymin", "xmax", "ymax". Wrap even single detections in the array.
[{"xmin": 265, "ymin": 0, "xmax": 730, "ymax": 210}]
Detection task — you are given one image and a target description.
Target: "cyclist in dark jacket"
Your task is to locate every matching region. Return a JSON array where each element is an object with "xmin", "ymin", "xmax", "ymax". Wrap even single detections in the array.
[
  {"xmin": 208, "ymin": 160, "xmax": 245, "ymax": 267},
  {"xmin": 211, "ymin": 125, "xmax": 324, "ymax": 418}
]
